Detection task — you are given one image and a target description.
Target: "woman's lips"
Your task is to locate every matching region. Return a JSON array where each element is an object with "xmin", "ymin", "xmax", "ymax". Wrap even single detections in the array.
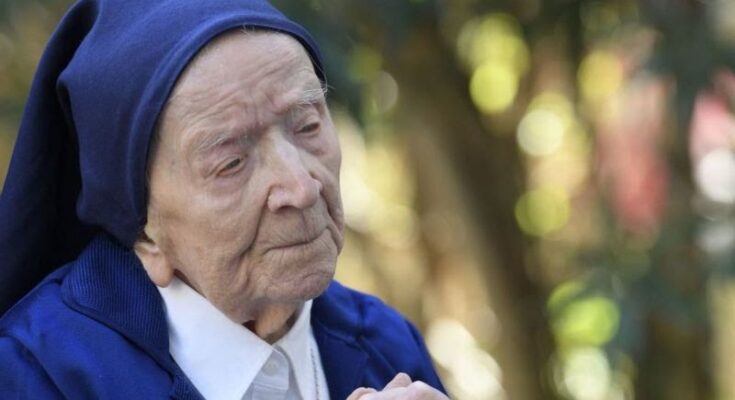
[{"xmin": 267, "ymin": 228, "xmax": 328, "ymax": 251}]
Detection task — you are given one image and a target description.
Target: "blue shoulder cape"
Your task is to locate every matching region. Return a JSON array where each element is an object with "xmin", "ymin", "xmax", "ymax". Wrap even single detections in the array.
[{"xmin": 0, "ymin": 235, "xmax": 445, "ymax": 399}]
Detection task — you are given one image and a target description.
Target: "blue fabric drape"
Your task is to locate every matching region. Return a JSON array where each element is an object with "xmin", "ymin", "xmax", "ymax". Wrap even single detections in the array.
[{"xmin": 0, "ymin": 235, "xmax": 445, "ymax": 398}]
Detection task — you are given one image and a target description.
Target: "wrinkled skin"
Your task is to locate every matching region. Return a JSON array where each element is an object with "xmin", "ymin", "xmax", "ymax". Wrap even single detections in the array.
[{"xmin": 134, "ymin": 31, "xmax": 344, "ymax": 341}]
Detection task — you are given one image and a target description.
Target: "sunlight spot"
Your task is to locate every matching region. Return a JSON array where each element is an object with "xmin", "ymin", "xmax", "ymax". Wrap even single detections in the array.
[
  {"xmin": 562, "ymin": 347, "xmax": 612, "ymax": 400},
  {"xmin": 470, "ymin": 63, "xmax": 518, "ymax": 114},
  {"xmin": 517, "ymin": 109, "xmax": 565, "ymax": 156},
  {"xmin": 515, "ymin": 187, "xmax": 570, "ymax": 236},
  {"xmin": 695, "ymin": 148, "xmax": 735, "ymax": 204},
  {"xmin": 579, "ymin": 50, "xmax": 623, "ymax": 104}
]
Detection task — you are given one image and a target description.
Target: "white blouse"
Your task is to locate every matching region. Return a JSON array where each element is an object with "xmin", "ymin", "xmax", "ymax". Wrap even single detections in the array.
[{"xmin": 158, "ymin": 278, "xmax": 330, "ymax": 400}]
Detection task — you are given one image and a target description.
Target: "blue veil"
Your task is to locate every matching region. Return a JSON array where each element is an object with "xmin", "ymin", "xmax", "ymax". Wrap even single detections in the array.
[{"xmin": 0, "ymin": 0, "xmax": 324, "ymax": 314}]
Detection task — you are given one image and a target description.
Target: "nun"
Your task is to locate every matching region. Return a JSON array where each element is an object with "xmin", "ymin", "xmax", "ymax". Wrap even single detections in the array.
[{"xmin": 0, "ymin": 0, "xmax": 447, "ymax": 398}]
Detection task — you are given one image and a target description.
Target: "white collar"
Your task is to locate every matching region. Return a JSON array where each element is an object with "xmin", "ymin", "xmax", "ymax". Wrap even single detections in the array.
[
  {"xmin": 157, "ymin": 277, "xmax": 316, "ymax": 400},
  {"xmin": 275, "ymin": 293, "xmax": 318, "ymax": 400}
]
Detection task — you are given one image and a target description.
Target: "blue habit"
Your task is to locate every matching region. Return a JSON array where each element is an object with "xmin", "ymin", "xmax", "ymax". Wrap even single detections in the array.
[{"xmin": 0, "ymin": 236, "xmax": 445, "ymax": 399}]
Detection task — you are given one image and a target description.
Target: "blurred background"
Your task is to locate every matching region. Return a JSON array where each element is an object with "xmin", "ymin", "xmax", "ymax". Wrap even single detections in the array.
[{"xmin": 1, "ymin": 0, "xmax": 734, "ymax": 399}]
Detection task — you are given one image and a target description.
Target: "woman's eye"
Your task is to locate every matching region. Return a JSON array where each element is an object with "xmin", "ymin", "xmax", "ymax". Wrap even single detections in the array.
[
  {"xmin": 297, "ymin": 122, "xmax": 320, "ymax": 135},
  {"xmin": 219, "ymin": 158, "xmax": 242, "ymax": 175}
]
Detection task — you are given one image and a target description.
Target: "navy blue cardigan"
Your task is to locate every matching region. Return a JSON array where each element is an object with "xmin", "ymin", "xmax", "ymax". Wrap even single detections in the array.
[{"xmin": 0, "ymin": 236, "xmax": 444, "ymax": 399}]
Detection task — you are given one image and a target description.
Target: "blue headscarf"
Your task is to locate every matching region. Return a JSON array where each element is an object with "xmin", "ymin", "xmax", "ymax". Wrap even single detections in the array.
[{"xmin": 0, "ymin": 0, "xmax": 325, "ymax": 314}]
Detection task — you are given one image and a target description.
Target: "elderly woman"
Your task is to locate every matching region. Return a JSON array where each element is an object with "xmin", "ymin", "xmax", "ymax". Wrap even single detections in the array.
[{"xmin": 0, "ymin": 0, "xmax": 447, "ymax": 398}]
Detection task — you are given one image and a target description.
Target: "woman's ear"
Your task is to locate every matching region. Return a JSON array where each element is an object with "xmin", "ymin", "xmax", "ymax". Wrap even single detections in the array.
[{"xmin": 133, "ymin": 229, "xmax": 174, "ymax": 287}]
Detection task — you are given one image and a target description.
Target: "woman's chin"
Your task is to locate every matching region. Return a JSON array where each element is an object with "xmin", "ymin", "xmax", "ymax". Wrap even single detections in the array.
[{"xmin": 291, "ymin": 266, "xmax": 335, "ymax": 301}]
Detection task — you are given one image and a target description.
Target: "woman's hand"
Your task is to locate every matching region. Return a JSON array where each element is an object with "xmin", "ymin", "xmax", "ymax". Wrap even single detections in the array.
[{"xmin": 346, "ymin": 373, "xmax": 449, "ymax": 400}]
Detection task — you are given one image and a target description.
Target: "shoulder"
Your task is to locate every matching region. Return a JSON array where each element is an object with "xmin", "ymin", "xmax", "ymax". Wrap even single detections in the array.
[
  {"xmin": 0, "ymin": 259, "xmax": 104, "ymax": 370},
  {"xmin": 0, "ymin": 259, "xmax": 115, "ymax": 358},
  {"xmin": 0, "ymin": 245, "xmax": 174, "ymax": 398},
  {"xmin": 314, "ymin": 280, "xmax": 419, "ymax": 342},
  {"xmin": 0, "ymin": 264, "xmax": 72, "ymax": 343},
  {"xmin": 0, "ymin": 265, "xmax": 72, "ymax": 397},
  {"xmin": 0, "ymin": 334, "xmax": 64, "ymax": 397},
  {"xmin": 314, "ymin": 281, "xmax": 444, "ymax": 389}
]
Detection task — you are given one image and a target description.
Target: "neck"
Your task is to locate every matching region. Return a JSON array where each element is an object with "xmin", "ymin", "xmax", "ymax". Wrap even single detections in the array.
[
  {"xmin": 175, "ymin": 271, "xmax": 302, "ymax": 344},
  {"xmin": 245, "ymin": 302, "xmax": 302, "ymax": 344}
]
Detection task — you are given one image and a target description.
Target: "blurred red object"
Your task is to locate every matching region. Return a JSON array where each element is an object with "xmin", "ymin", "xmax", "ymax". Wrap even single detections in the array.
[{"xmin": 597, "ymin": 79, "xmax": 669, "ymax": 237}]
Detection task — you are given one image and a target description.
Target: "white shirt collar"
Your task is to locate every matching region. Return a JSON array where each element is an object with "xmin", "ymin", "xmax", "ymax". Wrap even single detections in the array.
[
  {"xmin": 157, "ymin": 277, "xmax": 318, "ymax": 400},
  {"xmin": 275, "ymin": 293, "xmax": 317, "ymax": 400}
]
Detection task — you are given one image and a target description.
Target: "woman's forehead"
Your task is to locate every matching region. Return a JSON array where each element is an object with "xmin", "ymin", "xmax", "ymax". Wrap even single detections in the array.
[
  {"xmin": 163, "ymin": 33, "xmax": 319, "ymax": 120},
  {"xmin": 181, "ymin": 31, "xmax": 306, "ymax": 85},
  {"xmin": 155, "ymin": 31, "xmax": 324, "ymax": 159},
  {"xmin": 166, "ymin": 31, "xmax": 314, "ymax": 108}
]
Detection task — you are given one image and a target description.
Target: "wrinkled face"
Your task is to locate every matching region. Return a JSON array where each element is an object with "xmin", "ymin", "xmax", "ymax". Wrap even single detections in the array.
[{"xmin": 138, "ymin": 31, "xmax": 344, "ymax": 323}]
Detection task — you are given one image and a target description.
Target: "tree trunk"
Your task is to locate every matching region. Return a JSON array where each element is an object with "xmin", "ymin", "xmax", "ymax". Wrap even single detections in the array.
[{"xmin": 386, "ymin": 23, "xmax": 557, "ymax": 400}]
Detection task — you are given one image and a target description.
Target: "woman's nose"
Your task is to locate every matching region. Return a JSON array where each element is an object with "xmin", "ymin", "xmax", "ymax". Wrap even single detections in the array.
[{"xmin": 265, "ymin": 139, "xmax": 322, "ymax": 212}]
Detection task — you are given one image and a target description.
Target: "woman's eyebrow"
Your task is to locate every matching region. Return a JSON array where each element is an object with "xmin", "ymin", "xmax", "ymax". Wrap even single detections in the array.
[
  {"xmin": 189, "ymin": 84, "xmax": 328, "ymax": 156},
  {"xmin": 296, "ymin": 85, "xmax": 328, "ymax": 107},
  {"xmin": 190, "ymin": 131, "xmax": 235, "ymax": 157},
  {"xmin": 284, "ymin": 85, "xmax": 328, "ymax": 125}
]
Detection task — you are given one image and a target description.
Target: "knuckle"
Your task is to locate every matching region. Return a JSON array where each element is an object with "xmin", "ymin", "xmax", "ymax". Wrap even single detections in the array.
[
  {"xmin": 348, "ymin": 387, "xmax": 376, "ymax": 400},
  {"xmin": 406, "ymin": 381, "xmax": 437, "ymax": 399}
]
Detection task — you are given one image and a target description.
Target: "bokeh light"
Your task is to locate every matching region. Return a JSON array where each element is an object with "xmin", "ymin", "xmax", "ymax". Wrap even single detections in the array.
[
  {"xmin": 470, "ymin": 63, "xmax": 518, "ymax": 114},
  {"xmin": 548, "ymin": 279, "xmax": 621, "ymax": 350},
  {"xmin": 517, "ymin": 109, "xmax": 565, "ymax": 156},
  {"xmin": 560, "ymin": 347, "xmax": 613, "ymax": 400},
  {"xmin": 552, "ymin": 296, "xmax": 620, "ymax": 347},
  {"xmin": 517, "ymin": 91, "xmax": 580, "ymax": 157},
  {"xmin": 579, "ymin": 50, "xmax": 624, "ymax": 105},
  {"xmin": 515, "ymin": 187, "xmax": 571, "ymax": 236},
  {"xmin": 427, "ymin": 318, "xmax": 505, "ymax": 400},
  {"xmin": 368, "ymin": 71, "xmax": 400, "ymax": 114},
  {"xmin": 529, "ymin": 125, "xmax": 591, "ymax": 194},
  {"xmin": 695, "ymin": 148, "xmax": 735, "ymax": 204},
  {"xmin": 458, "ymin": 13, "xmax": 529, "ymax": 115},
  {"xmin": 456, "ymin": 13, "xmax": 529, "ymax": 72}
]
